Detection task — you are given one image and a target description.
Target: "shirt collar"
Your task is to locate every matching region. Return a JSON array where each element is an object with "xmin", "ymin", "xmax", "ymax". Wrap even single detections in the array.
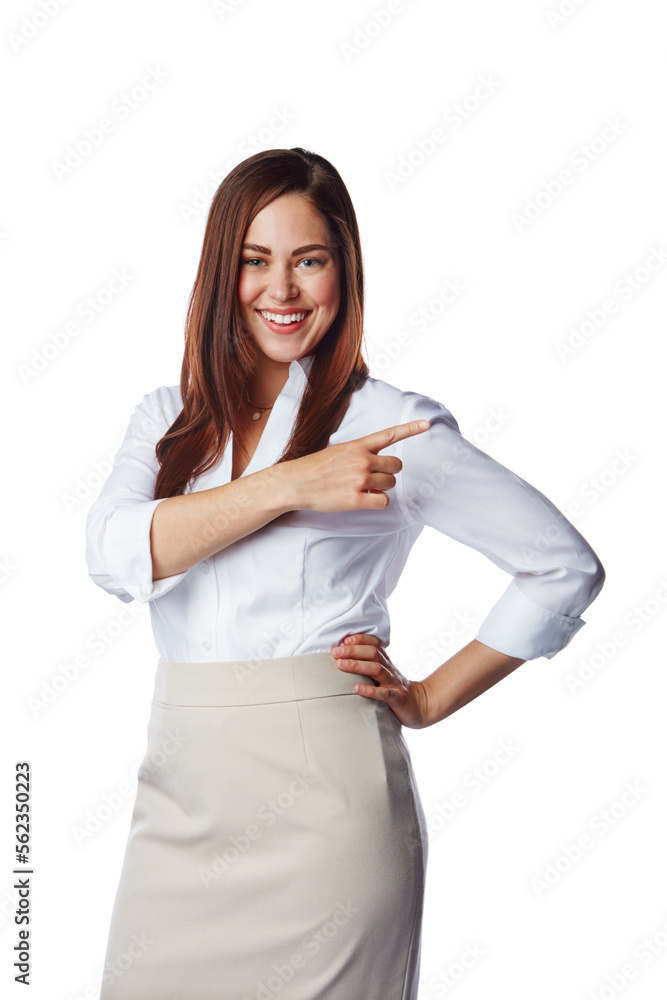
[
  {"xmin": 294, "ymin": 352, "xmax": 315, "ymax": 376},
  {"xmin": 284, "ymin": 352, "xmax": 315, "ymax": 400}
]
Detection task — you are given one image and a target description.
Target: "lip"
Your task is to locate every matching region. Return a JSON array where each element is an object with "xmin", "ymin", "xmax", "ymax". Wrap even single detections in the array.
[{"xmin": 257, "ymin": 309, "xmax": 312, "ymax": 333}]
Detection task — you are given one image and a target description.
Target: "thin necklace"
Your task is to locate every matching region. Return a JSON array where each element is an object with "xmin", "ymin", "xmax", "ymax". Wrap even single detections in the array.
[{"xmin": 245, "ymin": 396, "xmax": 274, "ymax": 421}]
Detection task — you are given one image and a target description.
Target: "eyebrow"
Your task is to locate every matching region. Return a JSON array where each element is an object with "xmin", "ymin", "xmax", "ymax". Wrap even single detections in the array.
[{"xmin": 241, "ymin": 243, "xmax": 333, "ymax": 256}]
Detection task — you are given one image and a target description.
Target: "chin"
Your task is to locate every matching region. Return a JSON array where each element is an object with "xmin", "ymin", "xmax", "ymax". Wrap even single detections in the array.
[{"xmin": 254, "ymin": 342, "xmax": 303, "ymax": 365}]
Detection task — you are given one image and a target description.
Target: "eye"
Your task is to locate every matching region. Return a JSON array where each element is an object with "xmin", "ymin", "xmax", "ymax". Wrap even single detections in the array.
[{"xmin": 241, "ymin": 256, "xmax": 325, "ymax": 269}]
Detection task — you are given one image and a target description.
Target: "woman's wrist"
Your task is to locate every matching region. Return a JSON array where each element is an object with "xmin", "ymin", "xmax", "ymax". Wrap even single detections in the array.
[{"xmin": 252, "ymin": 462, "xmax": 302, "ymax": 516}]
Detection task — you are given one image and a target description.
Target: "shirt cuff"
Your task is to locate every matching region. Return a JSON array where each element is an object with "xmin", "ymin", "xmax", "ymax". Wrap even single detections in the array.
[
  {"xmin": 475, "ymin": 580, "xmax": 587, "ymax": 661},
  {"xmin": 105, "ymin": 498, "xmax": 190, "ymax": 604}
]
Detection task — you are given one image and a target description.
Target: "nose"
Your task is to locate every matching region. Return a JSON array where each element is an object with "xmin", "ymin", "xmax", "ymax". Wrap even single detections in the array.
[{"xmin": 265, "ymin": 263, "xmax": 300, "ymax": 303}]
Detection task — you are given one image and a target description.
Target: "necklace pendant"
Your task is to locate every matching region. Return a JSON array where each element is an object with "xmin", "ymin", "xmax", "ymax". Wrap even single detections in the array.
[{"xmin": 252, "ymin": 411, "xmax": 261, "ymax": 421}]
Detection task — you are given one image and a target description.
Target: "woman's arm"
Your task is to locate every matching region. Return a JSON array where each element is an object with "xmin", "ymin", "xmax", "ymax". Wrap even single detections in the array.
[
  {"xmin": 332, "ymin": 393, "xmax": 606, "ymax": 726},
  {"xmin": 85, "ymin": 389, "xmax": 294, "ymax": 602},
  {"xmin": 332, "ymin": 633, "xmax": 525, "ymax": 729},
  {"xmin": 418, "ymin": 638, "xmax": 525, "ymax": 727},
  {"xmin": 394, "ymin": 394, "xmax": 606, "ymax": 662},
  {"xmin": 150, "ymin": 467, "xmax": 294, "ymax": 580},
  {"xmin": 86, "ymin": 386, "xmax": 429, "ymax": 601},
  {"xmin": 151, "ymin": 414, "xmax": 431, "ymax": 578}
]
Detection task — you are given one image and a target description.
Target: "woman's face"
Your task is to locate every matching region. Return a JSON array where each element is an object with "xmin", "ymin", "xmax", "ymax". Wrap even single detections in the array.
[{"xmin": 237, "ymin": 191, "xmax": 342, "ymax": 366}]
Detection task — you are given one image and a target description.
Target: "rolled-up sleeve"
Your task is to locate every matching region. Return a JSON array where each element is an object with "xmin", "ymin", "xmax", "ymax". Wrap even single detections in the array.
[
  {"xmin": 397, "ymin": 394, "xmax": 606, "ymax": 661},
  {"xmin": 85, "ymin": 387, "xmax": 190, "ymax": 604}
]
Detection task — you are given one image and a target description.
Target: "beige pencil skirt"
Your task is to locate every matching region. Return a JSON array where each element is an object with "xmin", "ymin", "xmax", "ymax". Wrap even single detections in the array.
[{"xmin": 99, "ymin": 651, "xmax": 429, "ymax": 999}]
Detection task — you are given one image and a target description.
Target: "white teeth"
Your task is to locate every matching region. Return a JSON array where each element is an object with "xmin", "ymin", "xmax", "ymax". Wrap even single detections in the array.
[{"xmin": 259, "ymin": 310, "xmax": 308, "ymax": 325}]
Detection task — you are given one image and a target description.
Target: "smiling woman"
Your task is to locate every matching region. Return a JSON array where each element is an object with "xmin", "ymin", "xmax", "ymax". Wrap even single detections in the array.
[
  {"xmin": 231, "ymin": 191, "xmax": 343, "ymax": 476},
  {"xmin": 85, "ymin": 147, "xmax": 605, "ymax": 999},
  {"xmin": 239, "ymin": 208, "xmax": 340, "ymax": 350}
]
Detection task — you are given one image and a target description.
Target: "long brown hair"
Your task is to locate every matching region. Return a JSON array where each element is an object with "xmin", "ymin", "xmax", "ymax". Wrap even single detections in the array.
[{"xmin": 154, "ymin": 148, "xmax": 369, "ymax": 500}]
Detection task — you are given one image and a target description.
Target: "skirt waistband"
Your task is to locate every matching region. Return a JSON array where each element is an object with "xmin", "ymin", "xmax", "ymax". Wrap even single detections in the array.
[{"xmin": 153, "ymin": 651, "xmax": 378, "ymax": 707}]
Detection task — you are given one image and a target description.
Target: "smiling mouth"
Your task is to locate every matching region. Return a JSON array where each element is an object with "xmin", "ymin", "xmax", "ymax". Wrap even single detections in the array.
[{"xmin": 257, "ymin": 309, "xmax": 312, "ymax": 329}]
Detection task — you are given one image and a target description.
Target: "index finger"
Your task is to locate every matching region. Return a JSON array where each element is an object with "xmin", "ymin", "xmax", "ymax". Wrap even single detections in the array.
[{"xmin": 362, "ymin": 418, "xmax": 431, "ymax": 454}]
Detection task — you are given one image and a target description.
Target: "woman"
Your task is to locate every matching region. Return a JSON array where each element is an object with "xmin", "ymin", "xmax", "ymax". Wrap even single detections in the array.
[{"xmin": 85, "ymin": 147, "xmax": 605, "ymax": 999}]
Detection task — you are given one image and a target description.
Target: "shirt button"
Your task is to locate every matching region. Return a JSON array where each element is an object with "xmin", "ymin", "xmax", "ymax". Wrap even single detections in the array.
[
  {"xmin": 201, "ymin": 639, "xmax": 211, "ymax": 652},
  {"xmin": 200, "ymin": 561, "xmax": 209, "ymax": 573}
]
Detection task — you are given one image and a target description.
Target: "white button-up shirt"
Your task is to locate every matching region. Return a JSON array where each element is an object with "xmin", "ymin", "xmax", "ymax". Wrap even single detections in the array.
[{"xmin": 85, "ymin": 353, "xmax": 604, "ymax": 663}]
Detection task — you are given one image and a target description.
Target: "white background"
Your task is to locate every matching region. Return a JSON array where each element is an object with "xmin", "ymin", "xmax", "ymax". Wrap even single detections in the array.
[{"xmin": 3, "ymin": 1, "xmax": 666, "ymax": 997}]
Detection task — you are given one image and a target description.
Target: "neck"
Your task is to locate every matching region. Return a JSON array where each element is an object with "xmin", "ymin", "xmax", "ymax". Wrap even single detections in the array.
[
  {"xmin": 247, "ymin": 353, "xmax": 307, "ymax": 407},
  {"xmin": 247, "ymin": 368, "xmax": 287, "ymax": 409}
]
